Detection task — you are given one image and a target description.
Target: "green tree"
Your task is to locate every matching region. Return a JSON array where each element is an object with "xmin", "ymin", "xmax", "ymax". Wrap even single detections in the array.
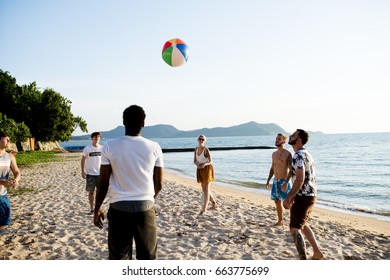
[
  {"xmin": 0, "ymin": 113, "xmax": 31, "ymax": 143},
  {"xmin": 32, "ymin": 88, "xmax": 87, "ymax": 141},
  {"xmin": 0, "ymin": 69, "xmax": 88, "ymax": 142},
  {"xmin": 0, "ymin": 70, "xmax": 19, "ymax": 118}
]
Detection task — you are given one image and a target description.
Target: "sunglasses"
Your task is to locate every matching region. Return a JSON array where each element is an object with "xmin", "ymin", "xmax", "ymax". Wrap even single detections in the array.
[{"xmin": 198, "ymin": 138, "xmax": 205, "ymax": 141}]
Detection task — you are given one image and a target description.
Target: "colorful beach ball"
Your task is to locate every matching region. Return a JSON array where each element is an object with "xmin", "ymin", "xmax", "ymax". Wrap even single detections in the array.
[{"xmin": 162, "ymin": 38, "xmax": 189, "ymax": 67}]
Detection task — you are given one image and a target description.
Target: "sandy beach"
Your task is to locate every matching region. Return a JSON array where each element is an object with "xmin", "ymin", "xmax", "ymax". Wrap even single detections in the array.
[{"xmin": 0, "ymin": 152, "xmax": 389, "ymax": 260}]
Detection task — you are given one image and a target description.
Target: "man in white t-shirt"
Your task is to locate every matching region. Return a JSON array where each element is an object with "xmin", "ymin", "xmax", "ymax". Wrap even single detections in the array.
[
  {"xmin": 81, "ymin": 132, "xmax": 103, "ymax": 214},
  {"xmin": 93, "ymin": 105, "xmax": 164, "ymax": 260}
]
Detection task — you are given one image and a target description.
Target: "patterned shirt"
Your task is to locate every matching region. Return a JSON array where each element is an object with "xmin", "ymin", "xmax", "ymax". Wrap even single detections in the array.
[{"xmin": 291, "ymin": 148, "xmax": 317, "ymax": 196}]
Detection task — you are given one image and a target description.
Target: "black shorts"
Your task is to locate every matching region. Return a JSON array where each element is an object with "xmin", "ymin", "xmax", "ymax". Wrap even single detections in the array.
[
  {"xmin": 290, "ymin": 196, "xmax": 316, "ymax": 230},
  {"xmin": 107, "ymin": 206, "xmax": 157, "ymax": 260}
]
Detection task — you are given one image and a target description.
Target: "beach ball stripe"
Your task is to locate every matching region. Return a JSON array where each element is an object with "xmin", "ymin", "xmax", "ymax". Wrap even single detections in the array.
[{"xmin": 162, "ymin": 38, "xmax": 189, "ymax": 67}]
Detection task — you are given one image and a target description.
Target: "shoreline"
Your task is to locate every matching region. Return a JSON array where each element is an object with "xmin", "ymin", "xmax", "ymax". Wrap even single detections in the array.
[
  {"xmin": 163, "ymin": 171, "xmax": 390, "ymax": 237},
  {"xmin": 165, "ymin": 168, "xmax": 390, "ymax": 226},
  {"xmin": 62, "ymin": 137, "xmax": 390, "ymax": 221},
  {"xmin": 0, "ymin": 152, "xmax": 389, "ymax": 260}
]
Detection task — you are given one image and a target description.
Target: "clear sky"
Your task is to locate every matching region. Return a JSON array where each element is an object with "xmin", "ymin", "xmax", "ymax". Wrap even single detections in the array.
[{"xmin": 1, "ymin": 0, "xmax": 389, "ymax": 135}]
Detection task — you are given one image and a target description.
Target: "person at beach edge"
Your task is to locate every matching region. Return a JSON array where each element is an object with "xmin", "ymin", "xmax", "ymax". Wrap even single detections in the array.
[
  {"xmin": 81, "ymin": 132, "xmax": 103, "ymax": 214},
  {"xmin": 194, "ymin": 134, "xmax": 217, "ymax": 215},
  {"xmin": 0, "ymin": 131, "xmax": 21, "ymax": 229},
  {"xmin": 266, "ymin": 133, "xmax": 292, "ymax": 226},
  {"xmin": 93, "ymin": 105, "xmax": 164, "ymax": 260},
  {"xmin": 283, "ymin": 129, "xmax": 324, "ymax": 260}
]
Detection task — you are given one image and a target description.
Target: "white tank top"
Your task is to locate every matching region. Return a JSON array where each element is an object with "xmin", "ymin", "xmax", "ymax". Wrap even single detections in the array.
[
  {"xmin": 0, "ymin": 152, "xmax": 11, "ymax": 196},
  {"xmin": 196, "ymin": 147, "xmax": 209, "ymax": 164}
]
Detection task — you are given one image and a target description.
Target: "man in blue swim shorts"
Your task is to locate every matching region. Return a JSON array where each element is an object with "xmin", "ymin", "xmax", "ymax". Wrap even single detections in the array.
[
  {"xmin": 271, "ymin": 178, "xmax": 291, "ymax": 200},
  {"xmin": 266, "ymin": 133, "xmax": 292, "ymax": 226}
]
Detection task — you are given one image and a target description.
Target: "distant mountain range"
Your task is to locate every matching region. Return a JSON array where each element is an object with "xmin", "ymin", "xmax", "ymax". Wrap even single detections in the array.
[{"xmin": 72, "ymin": 121, "xmax": 289, "ymax": 140}]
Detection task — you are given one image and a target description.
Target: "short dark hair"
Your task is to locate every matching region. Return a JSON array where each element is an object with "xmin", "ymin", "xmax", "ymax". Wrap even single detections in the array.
[
  {"xmin": 277, "ymin": 133, "xmax": 287, "ymax": 144},
  {"xmin": 91, "ymin": 132, "xmax": 101, "ymax": 138},
  {"xmin": 123, "ymin": 105, "xmax": 146, "ymax": 135},
  {"xmin": 297, "ymin": 129, "xmax": 309, "ymax": 145},
  {"xmin": 0, "ymin": 131, "xmax": 10, "ymax": 139}
]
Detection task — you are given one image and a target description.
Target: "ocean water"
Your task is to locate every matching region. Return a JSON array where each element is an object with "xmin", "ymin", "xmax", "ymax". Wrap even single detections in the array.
[{"xmin": 61, "ymin": 133, "xmax": 390, "ymax": 221}]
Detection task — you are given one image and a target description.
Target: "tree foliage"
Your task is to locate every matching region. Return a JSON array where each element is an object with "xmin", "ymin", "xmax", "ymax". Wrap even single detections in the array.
[
  {"xmin": 0, "ymin": 113, "xmax": 31, "ymax": 143},
  {"xmin": 0, "ymin": 69, "xmax": 88, "ymax": 142}
]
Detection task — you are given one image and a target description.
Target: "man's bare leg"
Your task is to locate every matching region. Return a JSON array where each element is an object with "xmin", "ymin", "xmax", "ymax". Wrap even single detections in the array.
[
  {"xmin": 303, "ymin": 225, "xmax": 324, "ymax": 260},
  {"xmin": 88, "ymin": 191, "xmax": 94, "ymax": 213},
  {"xmin": 274, "ymin": 200, "xmax": 283, "ymax": 225}
]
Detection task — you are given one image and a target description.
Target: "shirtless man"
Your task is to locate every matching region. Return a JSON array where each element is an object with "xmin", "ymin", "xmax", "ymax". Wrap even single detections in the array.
[{"xmin": 265, "ymin": 133, "xmax": 292, "ymax": 226}]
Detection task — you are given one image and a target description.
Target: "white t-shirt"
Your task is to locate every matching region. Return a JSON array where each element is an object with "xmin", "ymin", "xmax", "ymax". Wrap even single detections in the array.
[
  {"xmin": 101, "ymin": 135, "xmax": 164, "ymax": 203},
  {"xmin": 82, "ymin": 144, "xmax": 103, "ymax": 175}
]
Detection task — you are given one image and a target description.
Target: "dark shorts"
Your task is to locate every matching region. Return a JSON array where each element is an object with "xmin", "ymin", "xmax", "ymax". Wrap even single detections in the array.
[
  {"xmin": 107, "ymin": 206, "xmax": 157, "ymax": 260},
  {"xmin": 0, "ymin": 195, "xmax": 11, "ymax": 226},
  {"xmin": 290, "ymin": 196, "xmax": 316, "ymax": 230},
  {"xmin": 86, "ymin": 175, "xmax": 99, "ymax": 192}
]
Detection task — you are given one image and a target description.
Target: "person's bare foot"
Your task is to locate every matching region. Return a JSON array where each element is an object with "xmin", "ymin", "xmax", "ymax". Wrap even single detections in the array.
[
  {"xmin": 275, "ymin": 221, "xmax": 283, "ymax": 226},
  {"xmin": 312, "ymin": 252, "xmax": 324, "ymax": 260},
  {"xmin": 210, "ymin": 201, "xmax": 218, "ymax": 210}
]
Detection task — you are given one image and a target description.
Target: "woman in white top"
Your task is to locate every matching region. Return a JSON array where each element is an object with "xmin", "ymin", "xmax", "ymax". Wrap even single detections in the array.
[{"xmin": 193, "ymin": 134, "xmax": 217, "ymax": 214}]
